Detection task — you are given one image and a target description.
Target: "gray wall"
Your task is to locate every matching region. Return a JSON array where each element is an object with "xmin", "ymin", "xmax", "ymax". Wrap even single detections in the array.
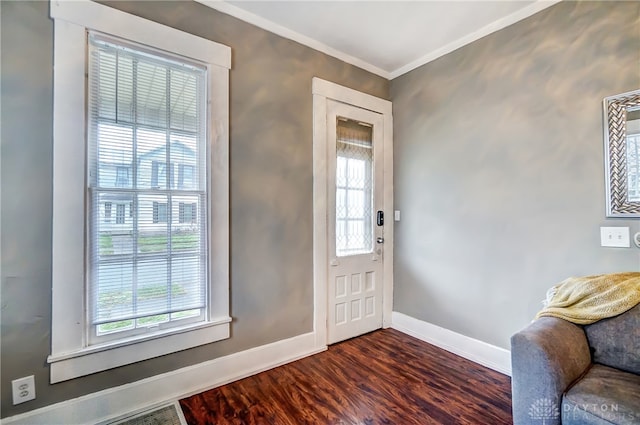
[
  {"xmin": 391, "ymin": 0, "xmax": 640, "ymax": 349},
  {"xmin": 0, "ymin": 1, "xmax": 388, "ymax": 417}
]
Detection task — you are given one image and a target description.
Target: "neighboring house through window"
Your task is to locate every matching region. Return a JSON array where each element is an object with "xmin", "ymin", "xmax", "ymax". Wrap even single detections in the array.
[{"xmin": 49, "ymin": 0, "xmax": 230, "ymax": 383}]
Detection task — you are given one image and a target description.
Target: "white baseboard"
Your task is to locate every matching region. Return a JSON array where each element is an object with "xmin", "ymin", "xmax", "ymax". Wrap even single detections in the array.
[
  {"xmin": 2, "ymin": 332, "xmax": 326, "ymax": 425},
  {"xmin": 391, "ymin": 311, "xmax": 512, "ymax": 376}
]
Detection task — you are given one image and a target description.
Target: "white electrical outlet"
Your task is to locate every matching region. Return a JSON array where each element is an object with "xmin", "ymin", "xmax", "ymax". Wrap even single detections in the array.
[
  {"xmin": 600, "ymin": 227, "xmax": 630, "ymax": 248},
  {"xmin": 12, "ymin": 375, "xmax": 35, "ymax": 405}
]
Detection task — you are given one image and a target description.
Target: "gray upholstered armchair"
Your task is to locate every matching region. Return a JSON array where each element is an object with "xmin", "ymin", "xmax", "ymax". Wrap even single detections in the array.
[{"xmin": 511, "ymin": 303, "xmax": 640, "ymax": 425}]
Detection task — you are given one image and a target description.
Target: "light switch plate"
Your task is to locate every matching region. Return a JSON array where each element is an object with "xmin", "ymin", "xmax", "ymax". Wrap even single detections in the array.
[{"xmin": 600, "ymin": 227, "xmax": 630, "ymax": 248}]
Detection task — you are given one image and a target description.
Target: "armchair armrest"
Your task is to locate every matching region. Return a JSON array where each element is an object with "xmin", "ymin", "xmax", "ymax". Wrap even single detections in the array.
[{"xmin": 511, "ymin": 317, "xmax": 591, "ymax": 425}]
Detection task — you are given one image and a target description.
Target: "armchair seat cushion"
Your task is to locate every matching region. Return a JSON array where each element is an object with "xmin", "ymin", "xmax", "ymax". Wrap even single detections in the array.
[{"xmin": 562, "ymin": 364, "xmax": 640, "ymax": 425}]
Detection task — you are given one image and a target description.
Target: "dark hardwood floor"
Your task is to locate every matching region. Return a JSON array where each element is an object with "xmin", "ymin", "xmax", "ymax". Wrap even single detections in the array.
[{"xmin": 179, "ymin": 329, "xmax": 512, "ymax": 424}]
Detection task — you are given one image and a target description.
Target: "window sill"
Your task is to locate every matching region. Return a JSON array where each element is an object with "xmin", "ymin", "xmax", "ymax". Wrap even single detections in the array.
[{"xmin": 47, "ymin": 318, "xmax": 231, "ymax": 383}]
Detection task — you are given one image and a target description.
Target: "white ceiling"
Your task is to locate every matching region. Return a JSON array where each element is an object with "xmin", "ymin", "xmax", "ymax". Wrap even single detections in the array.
[{"xmin": 197, "ymin": 1, "xmax": 559, "ymax": 79}]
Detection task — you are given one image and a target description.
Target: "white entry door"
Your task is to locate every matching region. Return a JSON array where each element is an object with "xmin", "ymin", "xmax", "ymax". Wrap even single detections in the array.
[{"xmin": 327, "ymin": 100, "xmax": 385, "ymax": 344}]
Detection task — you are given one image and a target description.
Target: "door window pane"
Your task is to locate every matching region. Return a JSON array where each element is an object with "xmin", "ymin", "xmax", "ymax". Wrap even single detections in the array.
[{"xmin": 335, "ymin": 117, "xmax": 374, "ymax": 256}]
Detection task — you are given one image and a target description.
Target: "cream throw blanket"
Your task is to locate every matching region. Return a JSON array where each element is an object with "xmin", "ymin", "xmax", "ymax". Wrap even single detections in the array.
[{"xmin": 535, "ymin": 272, "xmax": 640, "ymax": 324}]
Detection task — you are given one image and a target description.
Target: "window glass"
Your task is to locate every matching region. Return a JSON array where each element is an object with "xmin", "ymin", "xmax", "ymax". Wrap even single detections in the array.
[
  {"xmin": 335, "ymin": 117, "xmax": 374, "ymax": 256},
  {"xmin": 88, "ymin": 33, "xmax": 207, "ymax": 340}
]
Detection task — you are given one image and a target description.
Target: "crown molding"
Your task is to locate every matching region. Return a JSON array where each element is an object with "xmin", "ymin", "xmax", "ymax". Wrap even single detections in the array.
[
  {"xmin": 390, "ymin": 0, "xmax": 561, "ymax": 79},
  {"xmin": 195, "ymin": 0, "xmax": 390, "ymax": 79},
  {"xmin": 197, "ymin": 0, "xmax": 561, "ymax": 81}
]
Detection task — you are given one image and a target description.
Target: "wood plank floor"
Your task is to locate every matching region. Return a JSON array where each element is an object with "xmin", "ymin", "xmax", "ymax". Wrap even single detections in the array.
[{"xmin": 179, "ymin": 329, "xmax": 512, "ymax": 424}]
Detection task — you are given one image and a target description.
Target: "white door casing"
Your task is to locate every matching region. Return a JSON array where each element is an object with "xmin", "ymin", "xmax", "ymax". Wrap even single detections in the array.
[{"xmin": 312, "ymin": 78, "xmax": 393, "ymax": 347}]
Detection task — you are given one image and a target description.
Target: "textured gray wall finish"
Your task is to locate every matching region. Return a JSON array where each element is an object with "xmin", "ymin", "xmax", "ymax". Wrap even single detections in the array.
[
  {"xmin": 0, "ymin": 1, "xmax": 387, "ymax": 417},
  {"xmin": 391, "ymin": 1, "xmax": 640, "ymax": 349}
]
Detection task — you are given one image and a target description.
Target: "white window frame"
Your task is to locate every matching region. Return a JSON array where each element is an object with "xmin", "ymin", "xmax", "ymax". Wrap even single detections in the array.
[{"xmin": 49, "ymin": 0, "xmax": 231, "ymax": 383}]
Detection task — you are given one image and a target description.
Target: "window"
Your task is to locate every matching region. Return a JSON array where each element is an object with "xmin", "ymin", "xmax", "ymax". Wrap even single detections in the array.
[
  {"xmin": 179, "ymin": 164, "xmax": 195, "ymax": 189},
  {"xmin": 115, "ymin": 166, "xmax": 130, "ymax": 187},
  {"xmin": 151, "ymin": 161, "xmax": 177, "ymax": 189},
  {"xmin": 179, "ymin": 202, "xmax": 197, "ymax": 223},
  {"xmin": 151, "ymin": 161, "xmax": 159, "ymax": 188},
  {"xmin": 152, "ymin": 201, "xmax": 168, "ymax": 223},
  {"xmin": 335, "ymin": 117, "xmax": 374, "ymax": 256},
  {"xmin": 50, "ymin": 0, "xmax": 230, "ymax": 383},
  {"xmin": 115, "ymin": 203, "xmax": 126, "ymax": 224},
  {"xmin": 104, "ymin": 201, "xmax": 112, "ymax": 223},
  {"xmin": 88, "ymin": 32, "xmax": 212, "ymax": 339}
]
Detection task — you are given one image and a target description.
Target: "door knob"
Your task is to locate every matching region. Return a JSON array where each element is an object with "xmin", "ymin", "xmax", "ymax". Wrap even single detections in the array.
[{"xmin": 376, "ymin": 237, "xmax": 384, "ymax": 244}]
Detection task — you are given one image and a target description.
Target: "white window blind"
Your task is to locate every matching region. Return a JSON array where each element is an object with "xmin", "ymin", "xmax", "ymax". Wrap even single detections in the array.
[{"xmin": 87, "ymin": 32, "xmax": 208, "ymax": 338}]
